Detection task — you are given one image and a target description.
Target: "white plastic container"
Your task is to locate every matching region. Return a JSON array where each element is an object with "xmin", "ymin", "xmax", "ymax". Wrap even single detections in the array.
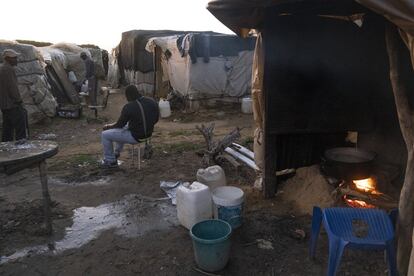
[
  {"xmin": 81, "ymin": 80, "xmax": 89, "ymax": 92},
  {"xmin": 196, "ymin": 165, "xmax": 226, "ymax": 191},
  {"xmin": 241, "ymin": 97, "xmax": 253, "ymax": 114},
  {"xmin": 159, "ymin": 99, "xmax": 171, "ymax": 118},
  {"xmin": 68, "ymin": 71, "xmax": 77, "ymax": 83},
  {"xmin": 212, "ymin": 186, "xmax": 244, "ymax": 229},
  {"xmin": 177, "ymin": 182, "xmax": 213, "ymax": 230}
]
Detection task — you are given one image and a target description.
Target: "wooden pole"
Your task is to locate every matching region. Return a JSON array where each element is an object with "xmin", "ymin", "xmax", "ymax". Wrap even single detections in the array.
[
  {"xmin": 385, "ymin": 24, "xmax": 414, "ymax": 276},
  {"xmin": 409, "ymin": 231, "xmax": 414, "ymax": 275},
  {"xmin": 39, "ymin": 160, "xmax": 53, "ymax": 235},
  {"xmin": 263, "ymin": 131, "xmax": 277, "ymax": 198}
]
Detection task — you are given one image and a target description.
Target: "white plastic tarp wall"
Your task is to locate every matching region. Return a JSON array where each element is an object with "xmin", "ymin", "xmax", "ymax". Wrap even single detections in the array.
[
  {"xmin": 38, "ymin": 47, "xmax": 68, "ymax": 68},
  {"xmin": 226, "ymin": 51, "xmax": 254, "ymax": 97},
  {"xmin": 108, "ymin": 48, "xmax": 120, "ymax": 88},
  {"xmin": 123, "ymin": 70, "xmax": 154, "ymax": 95},
  {"xmin": 189, "ymin": 56, "xmax": 227, "ymax": 98},
  {"xmin": 146, "ymin": 36, "xmax": 189, "ymax": 96},
  {"xmin": 146, "ymin": 35, "xmax": 253, "ymax": 99},
  {"xmin": 189, "ymin": 50, "xmax": 253, "ymax": 99}
]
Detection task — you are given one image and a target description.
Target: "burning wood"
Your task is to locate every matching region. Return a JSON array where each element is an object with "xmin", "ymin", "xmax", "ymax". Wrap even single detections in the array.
[
  {"xmin": 353, "ymin": 178, "xmax": 376, "ymax": 193},
  {"xmin": 334, "ymin": 178, "xmax": 398, "ymax": 210},
  {"xmin": 344, "ymin": 195, "xmax": 376, "ymax": 209}
]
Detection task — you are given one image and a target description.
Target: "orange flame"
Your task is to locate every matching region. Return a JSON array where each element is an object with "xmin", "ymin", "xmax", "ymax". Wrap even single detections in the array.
[
  {"xmin": 353, "ymin": 178, "xmax": 376, "ymax": 193},
  {"xmin": 343, "ymin": 195, "xmax": 376, "ymax": 208}
]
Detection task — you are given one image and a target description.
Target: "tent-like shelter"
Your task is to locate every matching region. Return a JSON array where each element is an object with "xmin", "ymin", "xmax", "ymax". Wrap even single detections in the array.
[
  {"xmin": 145, "ymin": 33, "xmax": 255, "ymax": 101},
  {"xmin": 117, "ymin": 30, "xmax": 256, "ymax": 103},
  {"xmin": 117, "ymin": 30, "xmax": 189, "ymax": 95}
]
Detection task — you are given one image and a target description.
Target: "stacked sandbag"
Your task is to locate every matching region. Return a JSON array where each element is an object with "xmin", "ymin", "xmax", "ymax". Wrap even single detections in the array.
[{"xmin": 0, "ymin": 40, "xmax": 57, "ymax": 124}]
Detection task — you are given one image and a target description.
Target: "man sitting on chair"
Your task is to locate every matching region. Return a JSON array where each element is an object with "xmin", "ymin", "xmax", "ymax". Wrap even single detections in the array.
[{"xmin": 101, "ymin": 85, "xmax": 159, "ymax": 168}]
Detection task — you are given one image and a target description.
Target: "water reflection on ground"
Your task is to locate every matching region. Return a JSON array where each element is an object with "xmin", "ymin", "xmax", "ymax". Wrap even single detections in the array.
[{"xmin": 1, "ymin": 194, "xmax": 178, "ymax": 264}]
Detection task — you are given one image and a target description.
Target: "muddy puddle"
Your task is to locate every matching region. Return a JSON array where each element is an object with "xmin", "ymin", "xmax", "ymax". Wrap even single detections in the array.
[
  {"xmin": 51, "ymin": 176, "xmax": 113, "ymax": 187},
  {"xmin": 0, "ymin": 194, "xmax": 178, "ymax": 264}
]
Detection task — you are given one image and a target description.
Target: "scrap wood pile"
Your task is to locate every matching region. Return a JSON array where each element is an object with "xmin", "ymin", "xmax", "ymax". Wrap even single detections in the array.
[
  {"xmin": 196, "ymin": 123, "xmax": 257, "ymax": 172},
  {"xmin": 196, "ymin": 123, "xmax": 241, "ymax": 166}
]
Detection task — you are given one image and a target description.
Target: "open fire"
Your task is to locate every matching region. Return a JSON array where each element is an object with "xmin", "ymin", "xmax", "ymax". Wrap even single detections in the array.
[
  {"xmin": 344, "ymin": 195, "xmax": 376, "ymax": 208},
  {"xmin": 339, "ymin": 177, "xmax": 397, "ymax": 209},
  {"xmin": 344, "ymin": 177, "xmax": 379, "ymax": 208},
  {"xmin": 353, "ymin": 178, "xmax": 376, "ymax": 193}
]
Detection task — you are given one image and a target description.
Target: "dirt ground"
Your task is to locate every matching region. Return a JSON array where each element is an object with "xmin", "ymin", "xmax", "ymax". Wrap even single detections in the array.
[{"xmin": 0, "ymin": 91, "xmax": 390, "ymax": 275}]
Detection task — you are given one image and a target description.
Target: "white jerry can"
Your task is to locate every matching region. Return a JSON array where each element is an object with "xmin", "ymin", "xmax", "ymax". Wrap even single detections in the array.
[
  {"xmin": 196, "ymin": 165, "xmax": 227, "ymax": 191},
  {"xmin": 159, "ymin": 99, "xmax": 171, "ymax": 118},
  {"xmin": 176, "ymin": 182, "xmax": 212, "ymax": 230}
]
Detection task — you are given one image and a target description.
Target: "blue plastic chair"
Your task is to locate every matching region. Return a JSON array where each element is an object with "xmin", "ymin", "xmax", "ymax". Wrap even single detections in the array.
[{"xmin": 310, "ymin": 207, "xmax": 397, "ymax": 276}]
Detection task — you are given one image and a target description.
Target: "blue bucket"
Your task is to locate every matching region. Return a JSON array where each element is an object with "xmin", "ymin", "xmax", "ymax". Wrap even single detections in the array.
[{"xmin": 190, "ymin": 219, "xmax": 232, "ymax": 272}]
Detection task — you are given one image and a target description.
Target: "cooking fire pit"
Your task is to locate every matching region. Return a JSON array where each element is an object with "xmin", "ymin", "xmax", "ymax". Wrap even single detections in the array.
[
  {"xmin": 321, "ymin": 147, "xmax": 376, "ymax": 181},
  {"xmin": 321, "ymin": 147, "xmax": 398, "ymax": 210}
]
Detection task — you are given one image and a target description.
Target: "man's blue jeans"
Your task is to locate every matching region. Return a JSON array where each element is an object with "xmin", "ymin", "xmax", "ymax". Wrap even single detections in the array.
[{"xmin": 101, "ymin": 128, "xmax": 138, "ymax": 162}]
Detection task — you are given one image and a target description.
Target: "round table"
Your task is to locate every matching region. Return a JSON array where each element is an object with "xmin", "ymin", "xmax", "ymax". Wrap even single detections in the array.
[{"xmin": 0, "ymin": 140, "xmax": 59, "ymax": 234}]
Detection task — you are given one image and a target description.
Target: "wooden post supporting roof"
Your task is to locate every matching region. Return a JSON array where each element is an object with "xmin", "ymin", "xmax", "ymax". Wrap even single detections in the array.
[{"xmin": 385, "ymin": 23, "xmax": 414, "ymax": 276}]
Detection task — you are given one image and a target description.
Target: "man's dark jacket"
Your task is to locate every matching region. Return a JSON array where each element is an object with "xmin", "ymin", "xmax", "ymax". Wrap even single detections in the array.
[
  {"xmin": 0, "ymin": 63, "xmax": 22, "ymax": 110},
  {"xmin": 113, "ymin": 96, "xmax": 159, "ymax": 141}
]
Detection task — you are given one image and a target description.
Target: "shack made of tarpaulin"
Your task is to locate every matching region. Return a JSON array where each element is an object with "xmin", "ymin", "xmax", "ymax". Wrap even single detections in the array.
[{"xmin": 146, "ymin": 33, "xmax": 256, "ymax": 99}]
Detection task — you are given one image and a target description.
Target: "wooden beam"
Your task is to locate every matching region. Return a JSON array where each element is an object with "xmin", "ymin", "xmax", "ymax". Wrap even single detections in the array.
[
  {"xmin": 263, "ymin": 132, "xmax": 277, "ymax": 198},
  {"xmin": 39, "ymin": 160, "xmax": 53, "ymax": 235},
  {"xmin": 385, "ymin": 23, "xmax": 414, "ymax": 276}
]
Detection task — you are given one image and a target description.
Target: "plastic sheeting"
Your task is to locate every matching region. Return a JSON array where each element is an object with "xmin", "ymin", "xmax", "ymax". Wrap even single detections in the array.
[
  {"xmin": 107, "ymin": 48, "xmax": 120, "ymax": 88},
  {"xmin": 122, "ymin": 70, "xmax": 154, "ymax": 96},
  {"xmin": 146, "ymin": 35, "xmax": 254, "ymax": 99},
  {"xmin": 119, "ymin": 30, "xmax": 188, "ymax": 73},
  {"xmin": 225, "ymin": 51, "xmax": 254, "ymax": 97},
  {"xmin": 40, "ymin": 43, "xmax": 105, "ymax": 81}
]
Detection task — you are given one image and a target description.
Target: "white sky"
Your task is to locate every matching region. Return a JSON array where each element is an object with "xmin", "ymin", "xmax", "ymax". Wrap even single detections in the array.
[{"xmin": 0, "ymin": 0, "xmax": 233, "ymax": 51}]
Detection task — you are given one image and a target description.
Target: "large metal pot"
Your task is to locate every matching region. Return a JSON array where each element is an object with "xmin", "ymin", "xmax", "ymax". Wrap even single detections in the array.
[{"xmin": 320, "ymin": 147, "xmax": 376, "ymax": 180}]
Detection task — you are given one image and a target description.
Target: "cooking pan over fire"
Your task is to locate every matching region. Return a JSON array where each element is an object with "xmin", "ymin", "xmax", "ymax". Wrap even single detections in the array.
[{"xmin": 321, "ymin": 147, "xmax": 376, "ymax": 181}]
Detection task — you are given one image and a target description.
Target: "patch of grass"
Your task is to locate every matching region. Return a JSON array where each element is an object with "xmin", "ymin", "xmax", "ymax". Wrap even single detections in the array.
[
  {"xmin": 241, "ymin": 136, "xmax": 254, "ymax": 150},
  {"xmin": 69, "ymin": 154, "xmax": 97, "ymax": 165},
  {"xmin": 169, "ymin": 130, "xmax": 199, "ymax": 137},
  {"xmin": 241, "ymin": 136, "xmax": 254, "ymax": 145},
  {"xmin": 159, "ymin": 142, "xmax": 203, "ymax": 154},
  {"xmin": 48, "ymin": 154, "xmax": 97, "ymax": 171}
]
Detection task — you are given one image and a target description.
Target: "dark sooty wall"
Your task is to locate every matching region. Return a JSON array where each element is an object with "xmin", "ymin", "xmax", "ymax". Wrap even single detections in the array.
[
  {"xmin": 263, "ymin": 13, "xmax": 408, "ymax": 172},
  {"xmin": 264, "ymin": 14, "xmax": 387, "ymax": 134},
  {"xmin": 358, "ymin": 15, "xmax": 414, "ymax": 180}
]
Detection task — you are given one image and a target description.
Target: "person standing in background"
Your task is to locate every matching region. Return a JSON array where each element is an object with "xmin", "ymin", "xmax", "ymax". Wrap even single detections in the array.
[
  {"xmin": 80, "ymin": 52, "xmax": 97, "ymax": 106},
  {"xmin": 0, "ymin": 49, "xmax": 28, "ymax": 142}
]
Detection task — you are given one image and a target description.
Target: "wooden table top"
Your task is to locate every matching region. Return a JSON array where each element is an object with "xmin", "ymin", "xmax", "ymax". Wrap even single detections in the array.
[{"xmin": 0, "ymin": 140, "xmax": 58, "ymax": 167}]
